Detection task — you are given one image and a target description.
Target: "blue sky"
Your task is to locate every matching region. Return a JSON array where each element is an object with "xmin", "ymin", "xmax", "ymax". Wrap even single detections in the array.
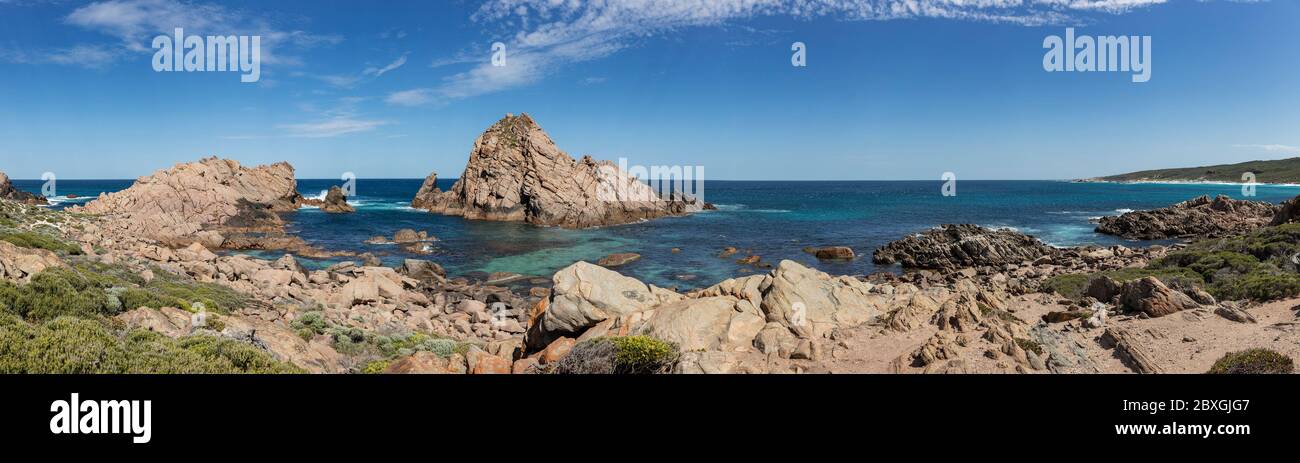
[{"xmin": 0, "ymin": 0, "xmax": 1296, "ymax": 180}]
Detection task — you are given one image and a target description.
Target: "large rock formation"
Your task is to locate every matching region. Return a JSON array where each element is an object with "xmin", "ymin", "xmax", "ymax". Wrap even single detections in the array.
[
  {"xmin": 1096, "ymin": 195, "xmax": 1278, "ymax": 240},
  {"xmin": 71, "ymin": 157, "xmax": 302, "ymax": 243},
  {"xmin": 872, "ymin": 224, "xmax": 1058, "ymax": 270},
  {"xmin": 412, "ymin": 114, "xmax": 708, "ymax": 228},
  {"xmin": 1269, "ymin": 194, "xmax": 1300, "ymax": 226},
  {"xmin": 0, "ymin": 171, "xmax": 46, "ymax": 205}
]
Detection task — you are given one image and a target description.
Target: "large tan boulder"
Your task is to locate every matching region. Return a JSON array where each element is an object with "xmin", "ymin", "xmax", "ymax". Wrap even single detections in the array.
[
  {"xmin": 0, "ymin": 240, "xmax": 63, "ymax": 283},
  {"xmin": 759, "ymin": 260, "xmax": 882, "ymax": 337},
  {"xmin": 633, "ymin": 296, "xmax": 765, "ymax": 352},
  {"xmin": 1120, "ymin": 276, "xmax": 1201, "ymax": 317},
  {"xmin": 525, "ymin": 261, "xmax": 679, "ymax": 350},
  {"xmin": 411, "ymin": 114, "xmax": 707, "ymax": 228}
]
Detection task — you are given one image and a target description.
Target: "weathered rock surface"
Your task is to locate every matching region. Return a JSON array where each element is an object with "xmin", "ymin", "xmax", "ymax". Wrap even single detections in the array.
[
  {"xmin": 1096, "ymin": 195, "xmax": 1278, "ymax": 240},
  {"xmin": 1119, "ymin": 276, "xmax": 1201, "ymax": 317},
  {"xmin": 872, "ymin": 224, "xmax": 1058, "ymax": 270},
  {"xmin": 595, "ymin": 252, "xmax": 640, "ymax": 267},
  {"xmin": 1269, "ymin": 194, "xmax": 1300, "ymax": 226},
  {"xmin": 411, "ymin": 114, "xmax": 707, "ymax": 228},
  {"xmin": 0, "ymin": 240, "xmax": 63, "ymax": 283},
  {"xmin": 0, "ymin": 171, "xmax": 46, "ymax": 205},
  {"xmin": 72, "ymin": 157, "xmax": 302, "ymax": 243},
  {"xmin": 319, "ymin": 186, "xmax": 354, "ymax": 213}
]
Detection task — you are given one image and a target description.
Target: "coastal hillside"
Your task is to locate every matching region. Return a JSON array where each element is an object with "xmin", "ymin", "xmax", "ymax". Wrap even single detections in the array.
[{"xmin": 1088, "ymin": 157, "xmax": 1300, "ymax": 183}]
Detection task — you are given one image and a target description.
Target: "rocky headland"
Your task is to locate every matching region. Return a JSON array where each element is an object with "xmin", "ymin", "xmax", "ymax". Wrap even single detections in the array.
[
  {"xmin": 0, "ymin": 171, "xmax": 46, "ymax": 205},
  {"xmin": 1095, "ymin": 195, "xmax": 1278, "ymax": 240},
  {"xmin": 411, "ymin": 114, "xmax": 710, "ymax": 228}
]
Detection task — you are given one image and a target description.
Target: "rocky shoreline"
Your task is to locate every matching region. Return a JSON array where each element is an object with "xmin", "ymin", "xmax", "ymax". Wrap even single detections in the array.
[{"xmin": 2, "ymin": 159, "xmax": 1298, "ymax": 374}]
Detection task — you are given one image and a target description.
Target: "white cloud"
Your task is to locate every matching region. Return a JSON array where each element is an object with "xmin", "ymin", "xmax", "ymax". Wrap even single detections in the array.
[
  {"xmin": 60, "ymin": 0, "xmax": 341, "ymax": 66},
  {"xmin": 278, "ymin": 117, "xmax": 387, "ymax": 138},
  {"xmin": 385, "ymin": 88, "xmax": 436, "ymax": 107},
  {"xmin": 404, "ymin": 0, "xmax": 1184, "ymax": 105},
  {"xmin": 364, "ymin": 53, "xmax": 407, "ymax": 77},
  {"xmin": 1233, "ymin": 144, "xmax": 1300, "ymax": 154}
]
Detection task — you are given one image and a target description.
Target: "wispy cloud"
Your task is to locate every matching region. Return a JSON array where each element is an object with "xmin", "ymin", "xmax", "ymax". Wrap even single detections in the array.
[
  {"xmin": 277, "ymin": 117, "xmax": 388, "ymax": 138},
  {"xmin": 1234, "ymin": 144, "xmax": 1300, "ymax": 154},
  {"xmin": 385, "ymin": 88, "xmax": 436, "ymax": 107},
  {"xmin": 389, "ymin": 0, "xmax": 1190, "ymax": 105},
  {"xmin": 55, "ymin": 0, "xmax": 341, "ymax": 67},
  {"xmin": 364, "ymin": 53, "xmax": 407, "ymax": 77}
]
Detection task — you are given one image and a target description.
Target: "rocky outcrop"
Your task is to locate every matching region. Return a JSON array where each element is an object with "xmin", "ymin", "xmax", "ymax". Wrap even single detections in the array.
[
  {"xmin": 0, "ymin": 171, "xmax": 46, "ymax": 205},
  {"xmin": 1119, "ymin": 276, "xmax": 1201, "ymax": 317},
  {"xmin": 411, "ymin": 114, "xmax": 708, "ymax": 228},
  {"xmin": 319, "ymin": 186, "xmax": 354, "ymax": 213},
  {"xmin": 72, "ymin": 157, "xmax": 302, "ymax": 243},
  {"xmin": 872, "ymin": 224, "xmax": 1058, "ymax": 270},
  {"xmin": 0, "ymin": 240, "xmax": 63, "ymax": 283},
  {"xmin": 595, "ymin": 252, "xmax": 640, "ymax": 267},
  {"xmin": 1269, "ymin": 194, "xmax": 1300, "ymax": 226},
  {"xmin": 1096, "ymin": 195, "xmax": 1278, "ymax": 240}
]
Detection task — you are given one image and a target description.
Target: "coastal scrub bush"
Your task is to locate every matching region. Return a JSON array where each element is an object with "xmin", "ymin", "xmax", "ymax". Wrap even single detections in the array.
[
  {"xmin": 1041, "ymin": 267, "xmax": 1203, "ymax": 301},
  {"xmin": 0, "ymin": 312, "xmax": 299, "ymax": 373},
  {"xmin": 142, "ymin": 268, "xmax": 247, "ymax": 313},
  {"xmin": 0, "ymin": 231, "xmax": 82, "ymax": 255},
  {"xmin": 1207, "ymin": 349, "xmax": 1294, "ymax": 374},
  {"xmin": 0, "ymin": 267, "xmax": 117, "ymax": 321},
  {"xmin": 551, "ymin": 336, "xmax": 681, "ymax": 374}
]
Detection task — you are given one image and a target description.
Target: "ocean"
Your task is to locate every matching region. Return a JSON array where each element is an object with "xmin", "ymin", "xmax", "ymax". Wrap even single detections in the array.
[{"xmin": 15, "ymin": 178, "xmax": 1300, "ymax": 289}]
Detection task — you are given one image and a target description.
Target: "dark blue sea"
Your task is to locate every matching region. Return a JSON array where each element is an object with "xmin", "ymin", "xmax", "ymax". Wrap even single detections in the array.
[{"xmin": 15, "ymin": 179, "xmax": 1300, "ymax": 289}]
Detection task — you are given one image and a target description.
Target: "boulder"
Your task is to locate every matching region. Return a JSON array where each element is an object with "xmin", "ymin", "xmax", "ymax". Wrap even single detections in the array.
[
  {"xmin": 411, "ymin": 114, "xmax": 707, "ymax": 228},
  {"xmin": 524, "ymin": 261, "xmax": 679, "ymax": 350},
  {"xmin": 0, "ymin": 240, "xmax": 63, "ymax": 283},
  {"xmin": 809, "ymin": 246, "xmax": 855, "ymax": 260},
  {"xmin": 1119, "ymin": 276, "xmax": 1201, "ymax": 317},
  {"xmin": 397, "ymin": 259, "xmax": 446, "ymax": 284},
  {"xmin": 759, "ymin": 260, "xmax": 882, "ymax": 337},
  {"xmin": 319, "ymin": 186, "xmax": 354, "ymax": 213},
  {"xmin": 595, "ymin": 252, "xmax": 641, "ymax": 268},
  {"xmin": 1097, "ymin": 195, "xmax": 1278, "ymax": 240},
  {"xmin": 1085, "ymin": 275, "xmax": 1122, "ymax": 302},
  {"xmin": 633, "ymin": 296, "xmax": 765, "ymax": 352},
  {"xmin": 384, "ymin": 351, "xmax": 455, "ymax": 374}
]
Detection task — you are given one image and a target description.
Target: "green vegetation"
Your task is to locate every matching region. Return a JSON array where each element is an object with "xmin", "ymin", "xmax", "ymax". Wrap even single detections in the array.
[
  {"xmin": 1207, "ymin": 349, "xmax": 1294, "ymax": 374},
  {"xmin": 1146, "ymin": 224, "xmax": 1300, "ymax": 301},
  {"xmin": 551, "ymin": 336, "xmax": 681, "ymax": 374},
  {"xmin": 1041, "ymin": 267, "xmax": 1204, "ymax": 302},
  {"xmin": 1015, "ymin": 338, "xmax": 1044, "ymax": 356},
  {"xmin": 0, "ymin": 262, "xmax": 248, "ymax": 322},
  {"xmin": 0, "ymin": 231, "xmax": 82, "ymax": 255},
  {"xmin": 0, "ymin": 312, "xmax": 299, "ymax": 373},
  {"xmin": 1094, "ymin": 157, "xmax": 1300, "ymax": 184},
  {"xmin": 291, "ymin": 311, "xmax": 469, "ymax": 359}
]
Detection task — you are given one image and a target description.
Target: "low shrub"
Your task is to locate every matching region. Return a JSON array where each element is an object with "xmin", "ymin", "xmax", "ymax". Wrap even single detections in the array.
[
  {"xmin": 1207, "ymin": 349, "xmax": 1294, "ymax": 374},
  {"xmin": 0, "ymin": 231, "xmax": 82, "ymax": 255},
  {"xmin": 551, "ymin": 336, "xmax": 681, "ymax": 374},
  {"xmin": 0, "ymin": 313, "xmax": 299, "ymax": 373}
]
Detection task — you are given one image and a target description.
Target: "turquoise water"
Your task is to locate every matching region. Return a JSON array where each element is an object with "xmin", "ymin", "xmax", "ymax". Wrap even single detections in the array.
[{"xmin": 16, "ymin": 178, "xmax": 1300, "ymax": 289}]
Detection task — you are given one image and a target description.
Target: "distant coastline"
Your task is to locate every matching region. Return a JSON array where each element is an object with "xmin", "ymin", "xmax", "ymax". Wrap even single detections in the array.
[{"xmin": 1080, "ymin": 157, "xmax": 1300, "ymax": 185}]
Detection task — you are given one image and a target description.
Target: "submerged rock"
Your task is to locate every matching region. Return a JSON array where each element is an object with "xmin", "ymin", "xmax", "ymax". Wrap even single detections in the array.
[
  {"xmin": 411, "ymin": 114, "xmax": 708, "ymax": 228},
  {"xmin": 1096, "ymin": 195, "xmax": 1277, "ymax": 240}
]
